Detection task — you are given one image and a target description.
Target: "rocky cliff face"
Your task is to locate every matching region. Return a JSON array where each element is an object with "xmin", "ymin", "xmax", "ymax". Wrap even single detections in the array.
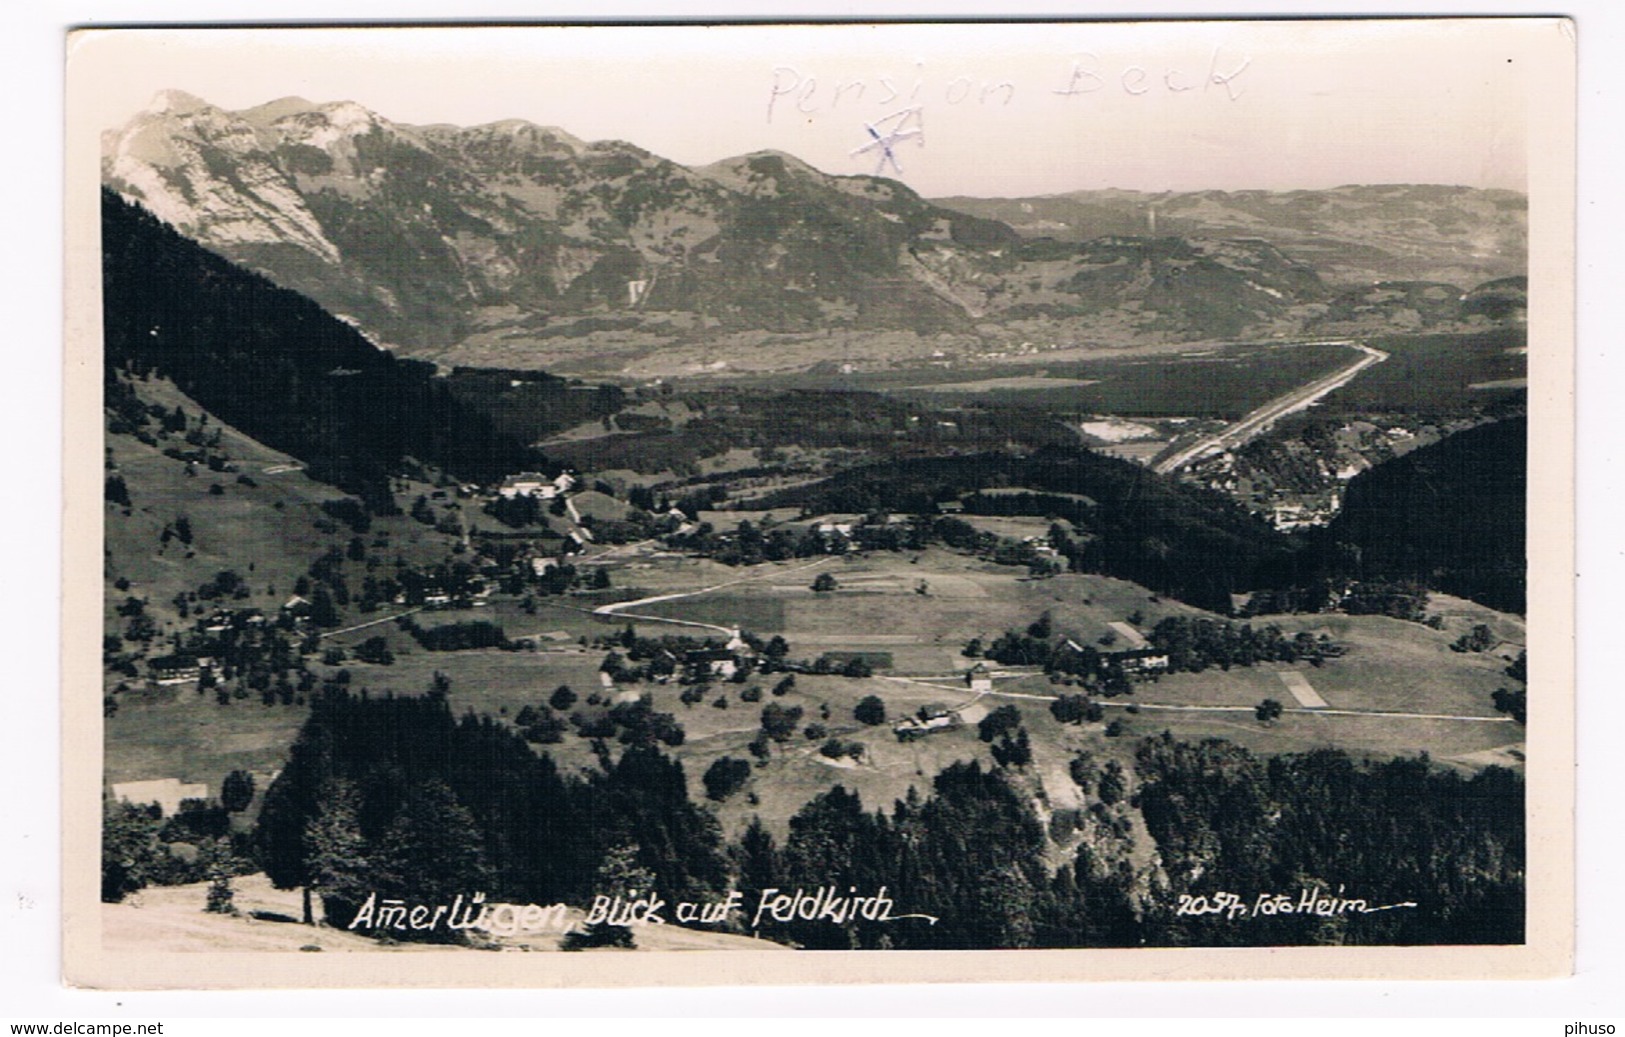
[
  {"xmin": 104, "ymin": 92, "xmax": 1028, "ymax": 354},
  {"xmin": 112, "ymin": 92, "xmax": 1505, "ymax": 367}
]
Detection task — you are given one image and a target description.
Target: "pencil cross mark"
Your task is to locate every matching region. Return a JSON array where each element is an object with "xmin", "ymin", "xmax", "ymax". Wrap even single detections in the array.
[{"xmin": 851, "ymin": 107, "xmax": 925, "ymax": 175}]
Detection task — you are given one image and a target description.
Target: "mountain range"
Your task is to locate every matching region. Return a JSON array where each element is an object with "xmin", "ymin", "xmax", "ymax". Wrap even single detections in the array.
[{"xmin": 104, "ymin": 91, "xmax": 1526, "ymax": 367}]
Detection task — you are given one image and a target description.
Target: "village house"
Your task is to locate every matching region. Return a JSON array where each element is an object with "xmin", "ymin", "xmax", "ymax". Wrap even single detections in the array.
[
  {"xmin": 498, "ymin": 472, "xmax": 554, "ymax": 499},
  {"xmin": 893, "ymin": 704, "xmax": 964, "ymax": 741},
  {"xmin": 1109, "ymin": 648, "xmax": 1171, "ymax": 674},
  {"xmin": 498, "ymin": 471, "xmax": 576, "ymax": 500},
  {"xmin": 148, "ymin": 655, "xmax": 200, "ymax": 685},
  {"xmin": 686, "ymin": 647, "xmax": 740, "ymax": 680}
]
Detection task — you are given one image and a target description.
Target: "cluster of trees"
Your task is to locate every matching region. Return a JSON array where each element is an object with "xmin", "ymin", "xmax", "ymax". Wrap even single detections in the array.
[
  {"xmin": 1133, "ymin": 734, "xmax": 1525, "ymax": 945},
  {"xmin": 1452, "ymin": 624, "xmax": 1500, "ymax": 653},
  {"xmin": 253, "ymin": 688, "xmax": 726, "ymax": 938},
  {"xmin": 134, "ymin": 686, "xmax": 1522, "ymax": 951},
  {"xmin": 1244, "ymin": 578, "xmax": 1430, "ymax": 623},
  {"xmin": 544, "ymin": 388, "xmax": 1070, "ymax": 479},
  {"xmin": 513, "ymin": 703, "xmax": 569, "ymax": 744},
  {"xmin": 756, "ymin": 447, "xmax": 1297, "ymax": 613},
  {"xmin": 102, "ymin": 771, "xmax": 259, "ymax": 904},
  {"xmin": 136, "ymin": 608, "xmax": 316, "ymax": 709},
  {"xmin": 1050, "ymin": 694, "xmax": 1106, "ymax": 725},
  {"xmin": 1493, "ymin": 650, "xmax": 1528, "ymax": 724},
  {"xmin": 567, "ymin": 697, "xmax": 687, "ymax": 749},
  {"xmin": 399, "ymin": 617, "xmax": 511, "ymax": 652},
  {"xmin": 1145, "ymin": 616, "xmax": 1344, "ymax": 672},
  {"xmin": 703, "ymin": 757, "xmax": 753, "ymax": 801}
]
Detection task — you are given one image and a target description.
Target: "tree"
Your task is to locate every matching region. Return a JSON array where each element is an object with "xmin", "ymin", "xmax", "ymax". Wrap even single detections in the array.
[
  {"xmin": 853, "ymin": 695, "xmax": 887, "ymax": 726},
  {"xmin": 549, "ymin": 685, "xmax": 578, "ymax": 711},
  {"xmin": 199, "ymin": 836, "xmax": 239, "ymax": 915},
  {"xmin": 303, "ymin": 778, "xmax": 375, "ymax": 929},
  {"xmin": 1097, "ymin": 760, "xmax": 1127, "ymax": 806},
  {"xmin": 102, "ymin": 800, "xmax": 164, "ymax": 903},
  {"xmin": 354, "ymin": 636, "xmax": 394, "ymax": 665},
  {"xmin": 991, "ymin": 727, "xmax": 1033, "ymax": 768},
  {"xmin": 978, "ymin": 704, "xmax": 1022, "ymax": 743},
  {"xmin": 1255, "ymin": 698, "xmax": 1285, "ymax": 725},
  {"xmin": 562, "ymin": 843, "xmax": 654, "ymax": 951},
  {"xmin": 221, "ymin": 770, "xmax": 255, "ymax": 813},
  {"xmin": 703, "ymin": 757, "xmax": 753, "ymax": 802},
  {"xmin": 373, "ymin": 780, "xmax": 491, "ymax": 933},
  {"xmin": 1027, "ymin": 610, "xmax": 1053, "ymax": 640},
  {"xmin": 811, "ymin": 572, "xmax": 838, "ymax": 593},
  {"xmin": 760, "ymin": 702, "xmax": 804, "ymax": 743}
]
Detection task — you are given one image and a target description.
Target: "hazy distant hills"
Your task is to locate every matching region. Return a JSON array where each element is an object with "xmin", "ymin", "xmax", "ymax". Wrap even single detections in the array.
[
  {"xmin": 933, "ymin": 185, "xmax": 1527, "ymax": 290},
  {"xmin": 104, "ymin": 91, "xmax": 1525, "ymax": 364}
]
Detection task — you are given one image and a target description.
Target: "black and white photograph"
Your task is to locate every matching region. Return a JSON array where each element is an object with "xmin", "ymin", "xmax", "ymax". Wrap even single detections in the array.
[{"xmin": 62, "ymin": 19, "xmax": 1575, "ymax": 987}]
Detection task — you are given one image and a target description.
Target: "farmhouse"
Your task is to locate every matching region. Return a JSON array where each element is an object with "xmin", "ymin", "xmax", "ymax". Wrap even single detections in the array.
[
  {"xmin": 148, "ymin": 655, "xmax": 199, "ymax": 685},
  {"xmin": 893, "ymin": 704, "xmax": 964, "ymax": 741},
  {"xmin": 686, "ymin": 647, "xmax": 740, "ymax": 680},
  {"xmin": 498, "ymin": 471, "xmax": 576, "ymax": 500},
  {"xmin": 1109, "ymin": 648, "xmax": 1170, "ymax": 674}
]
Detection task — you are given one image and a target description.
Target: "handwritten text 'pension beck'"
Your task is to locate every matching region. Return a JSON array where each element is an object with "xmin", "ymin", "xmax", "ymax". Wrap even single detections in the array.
[{"xmin": 768, "ymin": 49, "xmax": 1252, "ymax": 121}]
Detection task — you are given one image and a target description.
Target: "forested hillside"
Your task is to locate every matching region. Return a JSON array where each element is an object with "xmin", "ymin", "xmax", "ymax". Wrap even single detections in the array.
[
  {"xmin": 102, "ymin": 189, "xmax": 538, "ymax": 508},
  {"xmin": 756, "ymin": 447, "xmax": 1303, "ymax": 612},
  {"xmin": 1318, "ymin": 418, "xmax": 1526, "ymax": 613},
  {"xmin": 229, "ymin": 690, "xmax": 1525, "ymax": 949}
]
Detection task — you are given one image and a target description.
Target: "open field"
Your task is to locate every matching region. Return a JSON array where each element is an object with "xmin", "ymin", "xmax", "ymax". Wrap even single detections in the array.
[
  {"xmin": 904, "ymin": 375, "xmax": 1101, "ymax": 392},
  {"xmin": 108, "ymin": 531, "xmax": 1526, "ymax": 838},
  {"xmin": 104, "ymin": 685, "xmax": 308, "ymax": 794},
  {"xmin": 1316, "ymin": 327, "xmax": 1527, "ymax": 415},
  {"xmin": 880, "ymin": 340, "xmax": 1359, "ymax": 418}
]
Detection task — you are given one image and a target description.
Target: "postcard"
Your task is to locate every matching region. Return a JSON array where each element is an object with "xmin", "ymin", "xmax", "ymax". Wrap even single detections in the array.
[{"xmin": 62, "ymin": 19, "xmax": 1575, "ymax": 987}]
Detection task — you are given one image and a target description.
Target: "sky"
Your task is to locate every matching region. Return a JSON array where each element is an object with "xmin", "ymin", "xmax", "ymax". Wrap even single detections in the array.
[{"xmin": 71, "ymin": 20, "xmax": 1541, "ymax": 196}]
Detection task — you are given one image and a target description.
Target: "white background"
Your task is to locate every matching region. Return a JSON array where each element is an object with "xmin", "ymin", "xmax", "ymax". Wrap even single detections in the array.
[{"xmin": 5, "ymin": 0, "xmax": 1620, "ymax": 1021}]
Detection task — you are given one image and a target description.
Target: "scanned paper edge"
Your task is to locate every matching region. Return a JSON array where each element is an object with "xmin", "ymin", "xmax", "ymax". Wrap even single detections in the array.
[{"xmin": 59, "ymin": 18, "xmax": 1577, "ymax": 989}]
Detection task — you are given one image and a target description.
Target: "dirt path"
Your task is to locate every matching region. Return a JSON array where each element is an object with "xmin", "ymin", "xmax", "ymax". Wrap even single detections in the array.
[
  {"xmin": 1058, "ymin": 697, "xmax": 1510, "ymax": 723},
  {"xmin": 591, "ymin": 557, "xmax": 834, "ymax": 636},
  {"xmin": 318, "ymin": 606, "xmax": 423, "ymax": 640}
]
